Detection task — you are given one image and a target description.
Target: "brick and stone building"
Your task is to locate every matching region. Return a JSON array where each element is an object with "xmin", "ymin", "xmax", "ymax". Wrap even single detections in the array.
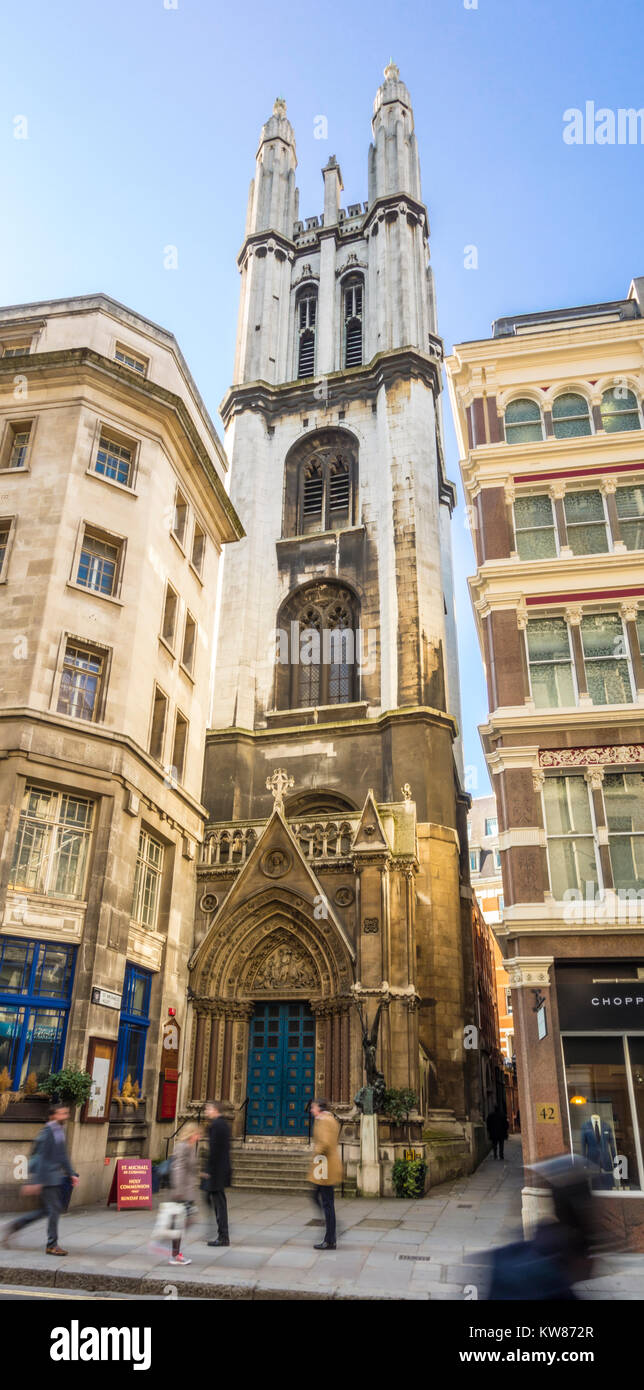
[
  {"xmin": 187, "ymin": 65, "xmax": 484, "ymax": 1185},
  {"xmin": 0, "ymin": 295, "xmax": 243, "ymax": 1202},
  {"xmin": 468, "ymin": 794, "xmax": 515, "ymax": 1064},
  {"xmin": 447, "ymin": 279, "xmax": 644, "ymax": 1246}
]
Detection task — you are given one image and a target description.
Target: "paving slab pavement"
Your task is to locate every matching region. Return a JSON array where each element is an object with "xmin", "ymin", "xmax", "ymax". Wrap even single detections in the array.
[{"xmin": 1, "ymin": 1136, "xmax": 643, "ymax": 1299}]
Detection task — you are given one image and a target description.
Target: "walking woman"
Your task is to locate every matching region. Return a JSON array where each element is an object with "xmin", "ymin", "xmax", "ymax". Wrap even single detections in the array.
[{"xmin": 168, "ymin": 1124, "xmax": 202, "ymax": 1265}]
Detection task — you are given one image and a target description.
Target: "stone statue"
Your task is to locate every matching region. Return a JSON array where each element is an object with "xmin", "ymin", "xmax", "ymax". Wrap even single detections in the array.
[{"xmin": 353, "ymin": 999, "xmax": 386, "ymax": 1114}]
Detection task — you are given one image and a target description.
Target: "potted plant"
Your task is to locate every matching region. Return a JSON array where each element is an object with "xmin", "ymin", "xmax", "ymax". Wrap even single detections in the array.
[
  {"xmin": 392, "ymin": 1154, "xmax": 427, "ymax": 1199},
  {"xmin": 39, "ymin": 1067, "xmax": 93, "ymax": 1116}
]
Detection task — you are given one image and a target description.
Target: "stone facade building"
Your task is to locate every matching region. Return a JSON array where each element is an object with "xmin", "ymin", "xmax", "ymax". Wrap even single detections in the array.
[
  {"xmin": 0, "ymin": 295, "xmax": 242, "ymax": 1202},
  {"xmin": 188, "ymin": 65, "xmax": 483, "ymax": 1177},
  {"xmin": 468, "ymin": 794, "xmax": 515, "ymax": 1064},
  {"xmin": 447, "ymin": 278, "xmax": 644, "ymax": 1246}
]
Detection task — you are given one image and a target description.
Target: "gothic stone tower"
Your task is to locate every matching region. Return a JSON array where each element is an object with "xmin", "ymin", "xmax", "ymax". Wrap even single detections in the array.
[{"xmin": 189, "ymin": 65, "xmax": 479, "ymax": 1150}]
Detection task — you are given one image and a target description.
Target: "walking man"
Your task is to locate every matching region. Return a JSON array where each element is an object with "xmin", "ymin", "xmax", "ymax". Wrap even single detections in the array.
[
  {"xmin": 309, "ymin": 1099, "xmax": 342, "ymax": 1250},
  {"xmin": 487, "ymin": 1105, "xmax": 509, "ymax": 1161},
  {"xmin": 1, "ymin": 1102, "xmax": 79, "ymax": 1255},
  {"xmin": 204, "ymin": 1100, "xmax": 231, "ymax": 1248}
]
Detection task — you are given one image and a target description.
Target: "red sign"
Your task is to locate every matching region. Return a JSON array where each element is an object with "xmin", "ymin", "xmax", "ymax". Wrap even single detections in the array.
[{"xmin": 107, "ymin": 1159, "xmax": 153, "ymax": 1210}]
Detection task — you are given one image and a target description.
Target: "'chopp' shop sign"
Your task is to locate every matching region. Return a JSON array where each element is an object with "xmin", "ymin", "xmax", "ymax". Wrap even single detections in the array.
[{"xmin": 557, "ymin": 963, "xmax": 644, "ymax": 1030}]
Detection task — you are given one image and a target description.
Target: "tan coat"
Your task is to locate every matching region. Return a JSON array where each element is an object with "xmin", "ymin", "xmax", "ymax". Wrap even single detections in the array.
[
  {"xmin": 170, "ymin": 1137, "xmax": 200, "ymax": 1204},
  {"xmin": 309, "ymin": 1112, "xmax": 343, "ymax": 1187}
]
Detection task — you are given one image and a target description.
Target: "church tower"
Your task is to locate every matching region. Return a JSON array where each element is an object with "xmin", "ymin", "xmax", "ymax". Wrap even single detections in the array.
[{"xmin": 190, "ymin": 66, "xmax": 481, "ymax": 1167}]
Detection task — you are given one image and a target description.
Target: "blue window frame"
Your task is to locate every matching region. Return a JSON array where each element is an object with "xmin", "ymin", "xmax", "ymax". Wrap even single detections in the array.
[
  {"xmin": 115, "ymin": 963, "xmax": 152, "ymax": 1090},
  {"xmin": 0, "ymin": 937, "xmax": 76, "ymax": 1089}
]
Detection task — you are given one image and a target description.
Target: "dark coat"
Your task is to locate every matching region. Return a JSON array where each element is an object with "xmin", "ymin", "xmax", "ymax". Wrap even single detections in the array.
[
  {"xmin": 29, "ymin": 1121, "xmax": 77, "ymax": 1188},
  {"xmin": 205, "ymin": 1116, "xmax": 232, "ymax": 1191},
  {"xmin": 486, "ymin": 1109, "xmax": 509, "ymax": 1141}
]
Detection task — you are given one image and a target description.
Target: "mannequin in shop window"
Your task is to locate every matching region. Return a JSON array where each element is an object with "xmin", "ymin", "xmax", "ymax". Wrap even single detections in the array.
[{"xmin": 581, "ymin": 1111, "xmax": 618, "ymax": 1189}]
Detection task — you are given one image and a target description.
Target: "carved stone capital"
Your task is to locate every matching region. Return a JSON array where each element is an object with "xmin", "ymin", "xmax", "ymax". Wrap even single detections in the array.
[
  {"xmin": 620, "ymin": 601, "xmax": 640, "ymax": 624},
  {"xmin": 548, "ymin": 480, "xmax": 567, "ymax": 501},
  {"xmin": 516, "ymin": 599, "xmax": 528, "ymax": 632},
  {"xmin": 600, "ymin": 477, "xmax": 617, "ymax": 496},
  {"xmin": 564, "ymin": 605, "xmax": 583, "ymax": 627},
  {"xmin": 504, "ymin": 480, "xmax": 516, "ymax": 506},
  {"xmin": 584, "ymin": 766, "xmax": 605, "ymax": 791},
  {"xmin": 532, "ymin": 769, "xmax": 546, "ymax": 794}
]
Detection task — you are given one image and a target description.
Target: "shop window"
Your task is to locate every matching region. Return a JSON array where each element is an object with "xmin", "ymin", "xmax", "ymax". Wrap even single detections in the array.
[
  {"xmin": 552, "ymin": 392, "xmax": 592, "ymax": 438},
  {"xmin": 616, "ymin": 484, "xmax": 644, "ymax": 551},
  {"xmin": 526, "ymin": 616, "xmax": 576, "ymax": 708},
  {"xmin": 564, "ymin": 1035, "xmax": 643, "ymax": 1190},
  {"xmin": 504, "ymin": 398, "xmax": 543, "ymax": 445},
  {"xmin": 581, "ymin": 612, "xmax": 633, "ymax": 705},
  {"xmin": 0, "ymin": 937, "xmax": 75, "ymax": 1089},
  {"xmin": 115, "ymin": 962, "xmax": 152, "ymax": 1091},
  {"xmin": 603, "ymin": 770, "xmax": 644, "ymax": 892},
  {"xmin": 564, "ymin": 490, "xmax": 609, "ymax": 555},
  {"xmin": 131, "ymin": 828, "xmax": 164, "ymax": 930},
  {"xmin": 9, "ymin": 785, "xmax": 94, "ymax": 899},
  {"xmin": 542, "ymin": 775, "xmax": 599, "ymax": 899}
]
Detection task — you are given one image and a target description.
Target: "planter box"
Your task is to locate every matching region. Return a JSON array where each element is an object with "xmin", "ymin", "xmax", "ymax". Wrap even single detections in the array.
[{"xmin": 1, "ymin": 1096, "xmax": 49, "ymax": 1123}]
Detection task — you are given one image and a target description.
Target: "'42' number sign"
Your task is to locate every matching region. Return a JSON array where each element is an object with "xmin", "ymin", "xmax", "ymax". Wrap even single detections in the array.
[{"xmin": 535, "ymin": 1102, "xmax": 559, "ymax": 1124}]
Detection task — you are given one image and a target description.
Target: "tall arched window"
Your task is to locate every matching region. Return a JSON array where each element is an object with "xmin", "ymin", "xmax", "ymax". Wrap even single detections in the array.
[
  {"xmin": 552, "ymin": 392, "xmax": 592, "ymax": 438},
  {"xmin": 601, "ymin": 386, "xmax": 642, "ymax": 433},
  {"xmin": 504, "ymin": 398, "xmax": 543, "ymax": 444},
  {"xmin": 278, "ymin": 582, "xmax": 360, "ymax": 709},
  {"xmin": 343, "ymin": 275, "xmax": 363, "ymax": 368},
  {"xmin": 296, "ymin": 289, "xmax": 317, "ymax": 378}
]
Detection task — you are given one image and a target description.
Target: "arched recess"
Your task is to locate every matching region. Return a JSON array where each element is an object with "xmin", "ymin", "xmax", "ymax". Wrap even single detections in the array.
[
  {"xmin": 282, "ymin": 426, "xmax": 359, "ymax": 538},
  {"xmin": 274, "ymin": 577, "xmax": 361, "ymax": 711},
  {"xmin": 188, "ymin": 889, "xmax": 356, "ymax": 1120},
  {"xmin": 285, "ymin": 788, "xmax": 358, "ymax": 817}
]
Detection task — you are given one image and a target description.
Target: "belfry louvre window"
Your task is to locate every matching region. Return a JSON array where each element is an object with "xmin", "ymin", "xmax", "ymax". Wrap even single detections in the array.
[
  {"xmin": 131, "ymin": 830, "xmax": 164, "ymax": 930},
  {"xmin": 601, "ymin": 387, "xmax": 641, "ymax": 433},
  {"xmin": 299, "ymin": 453, "xmax": 353, "ymax": 534},
  {"xmin": 9, "ymin": 785, "xmax": 94, "ymax": 900},
  {"xmin": 513, "ymin": 494, "xmax": 557, "ymax": 560},
  {"xmin": 343, "ymin": 276, "xmax": 363, "ymax": 368},
  {"xmin": 57, "ymin": 642, "xmax": 105, "ymax": 722},
  {"xmin": 552, "ymin": 393, "xmax": 592, "ymax": 439},
  {"xmin": 616, "ymin": 484, "xmax": 644, "ymax": 550},
  {"xmin": 297, "ymin": 291, "xmax": 317, "ymax": 378}
]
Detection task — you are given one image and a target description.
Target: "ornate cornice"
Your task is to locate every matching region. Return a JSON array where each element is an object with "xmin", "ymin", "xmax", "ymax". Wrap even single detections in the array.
[
  {"xmin": 504, "ymin": 956, "xmax": 553, "ymax": 989},
  {"xmin": 0, "ymin": 347, "xmax": 243, "ymax": 543},
  {"xmin": 219, "ymin": 345, "xmax": 443, "ymax": 428}
]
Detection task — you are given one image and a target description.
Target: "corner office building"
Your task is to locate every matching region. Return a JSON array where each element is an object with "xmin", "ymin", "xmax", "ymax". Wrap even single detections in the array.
[
  {"xmin": 447, "ymin": 279, "xmax": 644, "ymax": 1248},
  {"xmin": 0, "ymin": 295, "xmax": 242, "ymax": 1202}
]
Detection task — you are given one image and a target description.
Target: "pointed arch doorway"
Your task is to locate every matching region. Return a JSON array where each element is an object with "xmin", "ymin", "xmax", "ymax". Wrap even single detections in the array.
[{"xmin": 247, "ymin": 999, "xmax": 316, "ymax": 1136}]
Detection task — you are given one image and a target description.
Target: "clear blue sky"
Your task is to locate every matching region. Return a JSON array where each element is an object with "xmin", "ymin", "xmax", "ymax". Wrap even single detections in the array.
[{"xmin": 2, "ymin": 0, "xmax": 643, "ymax": 794}]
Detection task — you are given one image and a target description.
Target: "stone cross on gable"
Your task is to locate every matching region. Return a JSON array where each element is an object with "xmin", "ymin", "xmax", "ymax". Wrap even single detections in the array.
[{"xmin": 266, "ymin": 768, "xmax": 294, "ymax": 811}]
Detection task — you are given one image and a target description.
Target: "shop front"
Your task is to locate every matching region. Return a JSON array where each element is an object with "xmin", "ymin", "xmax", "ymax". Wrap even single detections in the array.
[{"xmin": 557, "ymin": 961, "xmax": 644, "ymax": 1246}]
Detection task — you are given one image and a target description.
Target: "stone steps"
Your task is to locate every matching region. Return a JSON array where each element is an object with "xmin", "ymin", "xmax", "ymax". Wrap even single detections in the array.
[{"xmin": 230, "ymin": 1144, "xmax": 313, "ymax": 1192}]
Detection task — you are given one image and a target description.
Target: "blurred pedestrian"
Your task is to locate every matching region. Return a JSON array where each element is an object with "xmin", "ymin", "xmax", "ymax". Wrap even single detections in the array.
[
  {"xmin": 1, "ymin": 1102, "xmax": 79, "ymax": 1255},
  {"xmin": 167, "ymin": 1123, "xmax": 202, "ymax": 1265},
  {"xmin": 204, "ymin": 1100, "xmax": 231, "ymax": 1247},
  {"xmin": 487, "ymin": 1105, "xmax": 509, "ymax": 1160},
  {"xmin": 487, "ymin": 1154, "xmax": 597, "ymax": 1300},
  {"xmin": 309, "ymin": 1099, "xmax": 342, "ymax": 1250}
]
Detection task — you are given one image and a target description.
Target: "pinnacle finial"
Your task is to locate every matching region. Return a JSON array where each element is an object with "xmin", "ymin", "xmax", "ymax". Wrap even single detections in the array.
[
  {"xmin": 273, "ymin": 96, "xmax": 287, "ymax": 117},
  {"xmin": 384, "ymin": 58, "xmax": 399, "ymax": 82}
]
